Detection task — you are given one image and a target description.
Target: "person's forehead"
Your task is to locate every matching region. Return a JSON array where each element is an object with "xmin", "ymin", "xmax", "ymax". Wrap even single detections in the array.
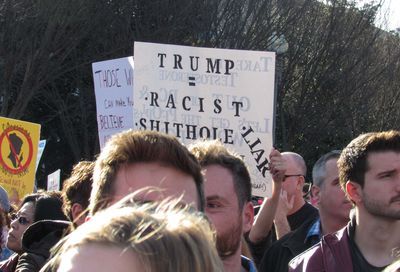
[
  {"xmin": 113, "ymin": 162, "xmax": 198, "ymax": 208},
  {"xmin": 283, "ymin": 155, "xmax": 300, "ymax": 172},
  {"xmin": 18, "ymin": 202, "xmax": 35, "ymax": 217},
  {"xmin": 203, "ymin": 165, "xmax": 237, "ymax": 198},
  {"xmin": 325, "ymin": 158, "xmax": 339, "ymax": 174},
  {"xmin": 19, "ymin": 202, "xmax": 34, "ymax": 214},
  {"xmin": 59, "ymin": 244, "xmax": 141, "ymax": 272},
  {"xmin": 366, "ymin": 151, "xmax": 400, "ymax": 173}
]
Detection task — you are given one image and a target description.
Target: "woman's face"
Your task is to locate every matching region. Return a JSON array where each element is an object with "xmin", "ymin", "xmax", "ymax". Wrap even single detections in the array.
[{"xmin": 7, "ymin": 202, "xmax": 35, "ymax": 253}]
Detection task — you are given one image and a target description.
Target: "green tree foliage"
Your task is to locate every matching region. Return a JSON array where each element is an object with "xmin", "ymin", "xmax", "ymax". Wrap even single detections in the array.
[{"xmin": 275, "ymin": 0, "xmax": 400, "ymax": 169}]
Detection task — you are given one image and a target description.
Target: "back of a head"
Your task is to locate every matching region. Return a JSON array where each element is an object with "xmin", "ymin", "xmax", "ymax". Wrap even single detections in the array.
[
  {"xmin": 189, "ymin": 139, "xmax": 252, "ymax": 209},
  {"xmin": 22, "ymin": 191, "xmax": 69, "ymax": 222},
  {"xmin": 43, "ymin": 194, "xmax": 224, "ymax": 272},
  {"xmin": 312, "ymin": 150, "xmax": 341, "ymax": 188},
  {"xmin": 338, "ymin": 130, "xmax": 400, "ymax": 191},
  {"xmin": 90, "ymin": 130, "xmax": 204, "ymax": 214},
  {"xmin": 62, "ymin": 161, "xmax": 94, "ymax": 222}
]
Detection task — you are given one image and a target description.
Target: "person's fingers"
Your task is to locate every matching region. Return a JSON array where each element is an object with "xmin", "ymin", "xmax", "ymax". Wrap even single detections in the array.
[{"xmin": 269, "ymin": 147, "xmax": 280, "ymax": 159}]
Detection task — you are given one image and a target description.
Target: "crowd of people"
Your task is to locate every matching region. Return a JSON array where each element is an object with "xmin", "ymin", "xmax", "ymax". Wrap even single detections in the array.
[{"xmin": 0, "ymin": 129, "xmax": 399, "ymax": 271}]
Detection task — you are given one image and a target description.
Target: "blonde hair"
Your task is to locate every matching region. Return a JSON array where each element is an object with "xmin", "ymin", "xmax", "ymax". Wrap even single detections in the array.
[{"xmin": 42, "ymin": 192, "xmax": 224, "ymax": 272}]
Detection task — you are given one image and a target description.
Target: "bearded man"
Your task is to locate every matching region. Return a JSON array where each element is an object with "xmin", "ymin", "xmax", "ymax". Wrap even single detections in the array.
[{"xmin": 190, "ymin": 140, "xmax": 286, "ymax": 272}]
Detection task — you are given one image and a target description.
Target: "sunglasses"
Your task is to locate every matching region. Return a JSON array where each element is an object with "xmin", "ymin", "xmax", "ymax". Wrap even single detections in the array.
[
  {"xmin": 11, "ymin": 214, "xmax": 31, "ymax": 225},
  {"xmin": 283, "ymin": 174, "xmax": 305, "ymax": 180}
]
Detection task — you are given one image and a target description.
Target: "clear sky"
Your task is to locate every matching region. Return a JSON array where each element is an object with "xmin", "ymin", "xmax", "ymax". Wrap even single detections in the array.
[
  {"xmin": 383, "ymin": 0, "xmax": 400, "ymax": 30},
  {"xmin": 358, "ymin": 0, "xmax": 400, "ymax": 31}
]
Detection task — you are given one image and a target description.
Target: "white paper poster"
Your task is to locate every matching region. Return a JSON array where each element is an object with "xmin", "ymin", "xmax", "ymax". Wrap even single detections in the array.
[
  {"xmin": 47, "ymin": 169, "xmax": 61, "ymax": 191},
  {"xmin": 92, "ymin": 57, "xmax": 134, "ymax": 150},
  {"xmin": 133, "ymin": 42, "xmax": 276, "ymax": 197},
  {"xmin": 35, "ymin": 140, "xmax": 46, "ymax": 171}
]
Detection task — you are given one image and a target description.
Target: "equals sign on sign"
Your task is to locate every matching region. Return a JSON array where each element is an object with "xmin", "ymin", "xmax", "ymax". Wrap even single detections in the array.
[{"xmin": 188, "ymin": 76, "xmax": 196, "ymax": 86}]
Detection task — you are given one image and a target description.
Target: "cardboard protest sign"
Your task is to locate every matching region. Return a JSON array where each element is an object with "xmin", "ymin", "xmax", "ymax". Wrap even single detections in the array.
[
  {"xmin": 92, "ymin": 57, "xmax": 134, "ymax": 150},
  {"xmin": 133, "ymin": 42, "xmax": 275, "ymax": 197},
  {"xmin": 0, "ymin": 117, "xmax": 40, "ymax": 201},
  {"xmin": 47, "ymin": 169, "xmax": 60, "ymax": 191}
]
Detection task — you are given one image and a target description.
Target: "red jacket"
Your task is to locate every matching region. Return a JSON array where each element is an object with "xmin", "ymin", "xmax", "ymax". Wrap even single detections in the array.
[{"xmin": 288, "ymin": 225, "xmax": 353, "ymax": 272}]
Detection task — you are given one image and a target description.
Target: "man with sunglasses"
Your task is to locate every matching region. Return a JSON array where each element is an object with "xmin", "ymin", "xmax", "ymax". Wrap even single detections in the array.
[
  {"xmin": 259, "ymin": 150, "xmax": 352, "ymax": 272},
  {"xmin": 247, "ymin": 152, "xmax": 319, "ymax": 265}
]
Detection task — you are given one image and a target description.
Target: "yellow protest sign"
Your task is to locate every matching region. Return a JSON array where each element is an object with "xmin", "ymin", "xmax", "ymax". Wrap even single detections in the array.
[{"xmin": 0, "ymin": 117, "xmax": 40, "ymax": 203}]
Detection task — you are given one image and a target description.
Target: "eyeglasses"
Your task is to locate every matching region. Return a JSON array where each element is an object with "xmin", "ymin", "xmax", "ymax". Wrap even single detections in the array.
[
  {"xmin": 10, "ymin": 214, "xmax": 31, "ymax": 225},
  {"xmin": 283, "ymin": 174, "xmax": 304, "ymax": 181}
]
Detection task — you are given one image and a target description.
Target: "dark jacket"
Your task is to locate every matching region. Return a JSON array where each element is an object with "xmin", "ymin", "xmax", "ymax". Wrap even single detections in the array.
[
  {"xmin": 15, "ymin": 220, "xmax": 70, "ymax": 272},
  {"xmin": 0, "ymin": 253, "xmax": 19, "ymax": 272},
  {"xmin": 249, "ymin": 202, "xmax": 319, "ymax": 266},
  {"xmin": 288, "ymin": 224, "xmax": 353, "ymax": 272},
  {"xmin": 259, "ymin": 217, "xmax": 318, "ymax": 272}
]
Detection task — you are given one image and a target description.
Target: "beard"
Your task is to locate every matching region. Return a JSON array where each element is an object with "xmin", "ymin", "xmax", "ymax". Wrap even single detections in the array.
[
  {"xmin": 363, "ymin": 193, "xmax": 400, "ymax": 220},
  {"xmin": 216, "ymin": 215, "xmax": 242, "ymax": 259}
]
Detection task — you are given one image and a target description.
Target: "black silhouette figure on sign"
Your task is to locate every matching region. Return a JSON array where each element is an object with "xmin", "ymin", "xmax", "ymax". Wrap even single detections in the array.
[{"xmin": 7, "ymin": 133, "xmax": 23, "ymax": 168}]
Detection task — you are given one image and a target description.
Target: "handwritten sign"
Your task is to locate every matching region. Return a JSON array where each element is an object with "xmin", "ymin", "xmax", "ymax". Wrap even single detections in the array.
[
  {"xmin": 0, "ymin": 117, "xmax": 40, "ymax": 201},
  {"xmin": 133, "ymin": 42, "xmax": 276, "ymax": 197},
  {"xmin": 47, "ymin": 169, "xmax": 60, "ymax": 191},
  {"xmin": 92, "ymin": 57, "xmax": 134, "ymax": 150}
]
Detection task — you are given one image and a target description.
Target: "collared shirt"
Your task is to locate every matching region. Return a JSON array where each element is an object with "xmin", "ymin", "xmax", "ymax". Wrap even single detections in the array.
[
  {"xmin": 304, "ymin": 218, "xmax": 322, "ymax": 246},
  {"xmin": 241, "ymin": 255, "xmax": 257, "ymax": 272}
]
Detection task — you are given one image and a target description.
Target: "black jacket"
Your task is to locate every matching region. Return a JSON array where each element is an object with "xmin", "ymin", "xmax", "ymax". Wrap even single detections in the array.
[
  {"xmin": 15, "ymin": 220, "xmax": 70, "ymax": 272},
  {"xmin": 259, "ymin": 217, "xmax": 319, "ymax": 272}
]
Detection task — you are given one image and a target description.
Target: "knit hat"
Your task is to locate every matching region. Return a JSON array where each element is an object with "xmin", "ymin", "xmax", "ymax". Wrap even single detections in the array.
[{"xmin": 0, "ymin": 186, "xmax": 10, "ymax": 212}]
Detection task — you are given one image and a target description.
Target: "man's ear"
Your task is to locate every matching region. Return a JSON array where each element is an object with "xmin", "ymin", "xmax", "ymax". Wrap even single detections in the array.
[
  {"xmin": 242, "ymin": 201, "xmax": 254, "ymax": 234},
  {"xmin": 71, "ymin": 203, "xmax": 85, "ymax": 222},
  {"xmin": 311, "ymin": 185, "xmax": 321, "ymax": 206},
  {"xmin": 297, "ymin": 175, "xmax": 305, "ymax": 191},
  {"xmin": 346, "ymin": 181, "xmax": 362, "ymax": 204}
]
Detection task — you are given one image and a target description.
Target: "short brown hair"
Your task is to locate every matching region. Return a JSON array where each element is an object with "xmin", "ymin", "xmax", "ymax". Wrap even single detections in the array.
[
  {"xmin": 62, "ymin": 161, "xmax": 94, "ymax": 223},
  {"xmin": 338, "ymin": 130, "xmax": 400, "ymax": 192},
  {"xmin": 189, "ymin": 140, "xmax": 251, "ymax": 210},
  {"xmin": 89, "ymin": 130, "xmax": 204, "ymax": 214}
]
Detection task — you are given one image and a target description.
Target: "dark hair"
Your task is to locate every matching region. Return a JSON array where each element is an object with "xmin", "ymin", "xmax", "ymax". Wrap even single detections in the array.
[
  {"xmin": 338, "ymin": 130, "xmax": 400, "ymax": 191},
  {"xmin": 21, "ymin": 191, "xmax": 69, "ymax": 222},
  {"xmin": 62, "ymin": 161, "xmax": 94, "ymax": 222},
  {"xmin": 189, "ymin": 140, "xmax": 251, "ymax": 210},
  {"xmin": 312, "ymin": 150, "xmax": 341, "ymax": 188},
  {"xmin": 90, "ymin": 130, "xmax": 204, "ymax": 214}
]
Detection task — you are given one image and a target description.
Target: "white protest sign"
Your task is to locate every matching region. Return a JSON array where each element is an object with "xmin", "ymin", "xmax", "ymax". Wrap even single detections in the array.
[
  {"xmin": 47, "ymin": 169, "xmax": 61, "ymax": 191},
  {"xmin": 35, "ymin": 140, "xmax": 46, "ymax": 171},
  {"xmin": 133, "ymin": 42, "xmax": 276, "ymax": 197},
  {"xmin": 92, "ymin": 57, "xmax": 134, "ymax": 150}
]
